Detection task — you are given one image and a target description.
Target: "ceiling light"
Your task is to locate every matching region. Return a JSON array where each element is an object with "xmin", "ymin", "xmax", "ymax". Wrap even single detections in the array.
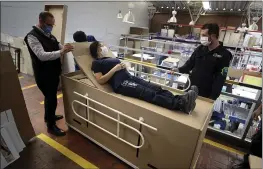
[
  {"xmin": 177, "ymin": 7, "xmax": 180, "ymax": 9},
  {"xmin": 117, "ymin": 10, "xmax": 123, "ymax": 19},
  {"xmin": 189, "ymin": 20, "xmax": 195, "ymax": 25},
  {"xmin": 216, "ymin": 8, "xmax": 218, "ymax": 10},
  {"xmin": 230, "ymin": 8, "xmax": 233, "ymax": 11},
  {"xmin": 123, "ymin": 10, "xmax": 135, "ymax": 24},
  {"xmin": 123, "ymin": 3, "xmax": 135, "ymax": 24},
  {"xmin": 238, "ymin": 9, "xmax": 241, "ymax": 11},
  {"xmin": 167, "ymin": 7, "xmax": 169, "ymax": 8},
  {"xmin": 161, "ymin": 6, "xmax": 164, "ymax": 8},
  {"xmin": 202, "ymin": 1, "xmax": 210, "ymax": 10},
  {"xmin": 168, "ymin": 10, "xmax": 177, "ymax": 23},
  {"xmin": 172, "ymin": 7, "xmax": 174, "ymax": 9},
  {"xmin": 183, "ymin": 7, "xmax": 185, "ymax": 9},
  {"xmin": 223, "ymin": 8, "xmax": 226, "ymax": 10}
]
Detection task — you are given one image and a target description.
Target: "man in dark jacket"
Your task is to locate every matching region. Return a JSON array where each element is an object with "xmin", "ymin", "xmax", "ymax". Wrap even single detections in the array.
[
  {"xmin": 24, "ymin": 11, "xmax": 73, "ymax": 136},
  {"xmin": 172, "ymin": 23, "xmax": 232, "ymax": 100}
]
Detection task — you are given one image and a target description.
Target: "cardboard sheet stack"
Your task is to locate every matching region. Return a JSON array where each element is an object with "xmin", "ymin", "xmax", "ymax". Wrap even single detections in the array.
[
  {"xmin": 0, "ymin": 51, "xmax": 35, "ymax": 168},
  {"xmin": 1, "ymin": 109, "xmax": 25, "ymax": 169}
]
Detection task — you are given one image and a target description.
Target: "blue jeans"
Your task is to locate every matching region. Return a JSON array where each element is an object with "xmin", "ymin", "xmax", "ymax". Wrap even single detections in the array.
[{"xmin": 116, "ymin": 76, "xmax": 183, "ymax": 110}]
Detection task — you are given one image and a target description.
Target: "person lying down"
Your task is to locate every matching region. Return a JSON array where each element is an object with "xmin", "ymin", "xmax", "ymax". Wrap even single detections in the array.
[{"xmin": 89, "ymin": 41, "xmax": 198, "ymax": 114}]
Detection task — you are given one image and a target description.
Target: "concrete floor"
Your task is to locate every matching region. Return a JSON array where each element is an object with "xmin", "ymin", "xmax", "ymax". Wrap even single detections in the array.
[{"xmin": 7, "ymin": 73, "xmax": 245, "ymax": 169}]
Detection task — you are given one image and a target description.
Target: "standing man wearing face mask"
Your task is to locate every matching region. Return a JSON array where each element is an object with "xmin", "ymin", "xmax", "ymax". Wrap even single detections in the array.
[
  {"xmin": 172, "ymin": 23, "xmax": 232, "ymax": 100},
  {"xmin": 24, "ymin": 11, "xmax": 74, "ymax": 136}
]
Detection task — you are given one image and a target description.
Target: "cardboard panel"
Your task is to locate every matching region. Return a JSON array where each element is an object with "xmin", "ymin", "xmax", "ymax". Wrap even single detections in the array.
[
  {"xmin": 71, "ymin": 42, "xmax": 115, "ymax": 92},
  {"xmin": 190, "ymin": 104, "xmax": 213, "ymax": 168},
  {"xmin": 227, "ymin": 67, "xmax": 244, "ymax": 79},
  {"xmin": 249, "ymin": 155, "xmax": 262, "ymax": 169},
  {"xmin": 62, "ymin": 76, "xmax": 140, "ymax": 166},
  {"xmin": 0, "ymin": 51, "xmax": 35, "ymax": 143},
  {"xmin": 130, "ymin": 27, "xmax": 149, "ymax": 35},
  {"xmin": 137, "ymin": 99, "xmax": 213, "ymax": 169},
  {"xmin": 45, "ymin": 5, "xmax": 68, "ymax": 44},
  {"xmin": 62, "ymin": 71, "xmax": 213, "ymax": 168}
]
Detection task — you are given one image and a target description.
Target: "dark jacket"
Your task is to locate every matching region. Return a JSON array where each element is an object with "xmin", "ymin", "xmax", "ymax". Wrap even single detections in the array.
[
  {"xmin": 179, "ymin": 43, "xmax": 232, "ymax": 100},
  {"xmin": 24, "ymin": 26, "xmax": 61, "ymax": 79}
]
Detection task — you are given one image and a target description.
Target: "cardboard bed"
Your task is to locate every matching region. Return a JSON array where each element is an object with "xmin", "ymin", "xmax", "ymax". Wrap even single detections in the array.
[{"xmin": 62, "ymin": 42, "xmax": 214, "ymax": 169}]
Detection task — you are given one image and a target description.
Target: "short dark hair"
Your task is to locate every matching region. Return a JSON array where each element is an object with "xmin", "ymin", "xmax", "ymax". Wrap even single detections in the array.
[
  {"xmin": 201, "ymin": 23, "xmax": 219, "ymax": 38},
  {"xmin": 90, "ymin": 41, "xmax": 100, "ymax": 59},
  {"xmin": 73, "ymin": 31, "xmax": 87, "ymax": 42},
  {"xmin": 39, "ymin": 11, "xmax": 54, "ymax": 22}
]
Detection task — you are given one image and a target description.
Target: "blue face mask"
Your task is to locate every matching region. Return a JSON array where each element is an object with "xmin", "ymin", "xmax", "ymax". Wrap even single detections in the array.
[{"xmin": 43, "ymin": 25, "xmax": 53, "ymax": 34}]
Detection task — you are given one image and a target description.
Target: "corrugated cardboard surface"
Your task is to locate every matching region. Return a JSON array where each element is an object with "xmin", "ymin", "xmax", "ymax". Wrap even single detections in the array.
[
  {"xmin": 64, "ymin": 42, "xmax": 213, "ymax": 168},
  {"xmin": 0, "ymin": 51, "xmax": 35, "ymax": 143},
  {"xmin": 62, "ymin": 75, "xmax": 140, "ymax": 166},
  {"xmin": 249, "ymin": 155, "xmax": 262, "ymax": 169},
  {"xmin": 228, "ymin": 67, "xmax": 244, "ymax": 79},
  {"xmin": 62, "ymin": 71, "xmax": 213, "ymax": 168},
  {"xmin": 130, "ymin": 27, "xmax": 149, "ymax": 35}
]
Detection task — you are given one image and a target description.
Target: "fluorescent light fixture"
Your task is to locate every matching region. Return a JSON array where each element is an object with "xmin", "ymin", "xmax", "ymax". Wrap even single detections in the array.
[
  {"xmin": 202, "ymin": 1, "xmax": 210, "ymax": 10},
  {"xmin": 123, "ymin": 10, "xmax": 135, "ymax": 24},
  {"xmin": 117, "ymin": 10, "xmax": 123, "ymax": 19}
]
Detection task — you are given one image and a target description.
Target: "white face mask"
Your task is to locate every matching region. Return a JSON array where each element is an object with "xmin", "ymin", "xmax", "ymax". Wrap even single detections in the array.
[
  {"xmin": 200, "ymin": 36, "xmax": 211, "ymax": 46},
  {"xmin": 100, "ymin": 46, "xmax": 108, "ymax": 57}
]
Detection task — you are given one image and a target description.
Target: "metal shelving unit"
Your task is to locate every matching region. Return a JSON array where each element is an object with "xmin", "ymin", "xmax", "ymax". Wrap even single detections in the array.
[{"xmin": 208, "ymin": 81, "xmax": 261, "ymax": 142}]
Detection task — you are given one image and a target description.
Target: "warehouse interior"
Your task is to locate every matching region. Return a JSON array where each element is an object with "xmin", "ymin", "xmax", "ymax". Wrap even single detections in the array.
[{"xmin": 0, "ymin": 1, "xmax": 262, "ymax": 169}]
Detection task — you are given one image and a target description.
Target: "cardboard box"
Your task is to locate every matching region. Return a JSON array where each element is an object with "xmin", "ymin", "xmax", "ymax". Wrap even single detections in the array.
[
  {"xmin": 249, "ymin": 155, "xmax": 262, "ymax": 169},
  {"xmin": 0, "ymin": 51, "xmax": 35, "ymax": 144},
  {"xmin": 130, "ymin": 27, "xmax": 149, "ymax": 35},
  {"xmin": 62, "ymin": 42, "xmax": 213, "ymax": 168},
  {"xmin": 227, "ymin": 67, "xmax": 244, "ymax": 79}
]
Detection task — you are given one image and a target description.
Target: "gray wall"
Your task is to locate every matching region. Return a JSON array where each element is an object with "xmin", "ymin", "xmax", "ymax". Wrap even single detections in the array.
[{"xmin": 1, "ymin": 1, "xmax": 149, "ymax": 45}]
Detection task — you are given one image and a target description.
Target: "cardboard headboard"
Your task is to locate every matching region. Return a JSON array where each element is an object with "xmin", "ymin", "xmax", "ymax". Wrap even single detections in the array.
[{"xmin": 70, "ymin": 42, "xmax": 113, "ymax": 92}]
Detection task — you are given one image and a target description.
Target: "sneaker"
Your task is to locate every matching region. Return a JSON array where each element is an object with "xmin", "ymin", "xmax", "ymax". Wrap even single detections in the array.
[
  {"xmin": 180, "ymin": 90, "xmax": 197, "ymax": 114},
  {"xmin": 47, "ymin": 124, "xmax": 66, "ymax": 137},
  {"xmin": 190, "ymin": 85, "xmax": 199, "ymax": 95}
]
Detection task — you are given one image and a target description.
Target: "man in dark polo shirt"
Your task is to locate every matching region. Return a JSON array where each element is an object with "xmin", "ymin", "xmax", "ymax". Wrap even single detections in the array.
[
  {"xmin": 173, "ymin": 23, "xmax": 232, "ymax": 100},
  {"xmin": 24, "ymin": 11, "xmax": 73, "ymax": 136}
]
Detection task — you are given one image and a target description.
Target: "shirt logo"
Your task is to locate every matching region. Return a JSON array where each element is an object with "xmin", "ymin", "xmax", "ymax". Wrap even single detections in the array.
[
  {"xmin": 121, "ymin": 80, "xmax": 138, "ymax": 88},
  {"xmin": 213, "ymin": 53, "xmax": 222, "ymax": 58}
]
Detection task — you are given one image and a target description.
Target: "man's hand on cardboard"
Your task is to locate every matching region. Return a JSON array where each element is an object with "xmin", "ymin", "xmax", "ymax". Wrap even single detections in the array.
[{"xmin": 60, "ymin": 43, "xmax": 74, "ymax": 56}]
